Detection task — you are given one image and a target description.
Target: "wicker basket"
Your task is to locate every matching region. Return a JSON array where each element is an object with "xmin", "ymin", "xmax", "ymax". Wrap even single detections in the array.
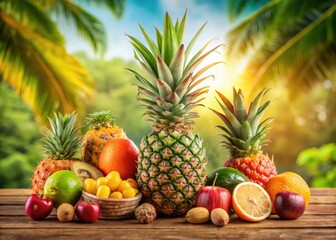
[{"xmin": 82, "ymin": 190, "xmax": 142, "ymax": 219}]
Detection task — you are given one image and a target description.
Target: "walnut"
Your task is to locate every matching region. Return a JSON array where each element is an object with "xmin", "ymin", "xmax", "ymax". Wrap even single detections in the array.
[{"xmin": 135, "ymin": 203, "xmax": 157, "ymax": 224}]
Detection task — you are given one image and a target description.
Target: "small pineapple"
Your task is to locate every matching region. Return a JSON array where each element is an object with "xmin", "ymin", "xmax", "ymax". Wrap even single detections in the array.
[
  {"xmin": 81, "ymin": 111, "xmax": 126, "ymax": 167},
  {"xmin": 128, "ymin": 11, "xmax": 221, "ymax": 216},
  {"xmin": 210, "ymin": 88, "xmax": 277, "ymax": 187},
  {"xmin": 32, "ymin": 112, "xmax": 81, "ymax": 195}
]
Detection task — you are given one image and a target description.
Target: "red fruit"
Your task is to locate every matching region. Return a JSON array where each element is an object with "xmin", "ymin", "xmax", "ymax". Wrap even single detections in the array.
[
  {"xmin": 196, "ymin": 173, "xmax": 232, "ymax": 213},
  {"xmin": 99, "ymin": 138, "xmax": 139, "ymax": 179},
  {"xmin": 75, "ymin": 200, "xmax": 100, "ymax": 223},
  {"xmin": 274, "ymin": 190, "xmax": 305, "ymax": 219},
  {"xmin": 24, "ymin": 194, "xmax": 54, "ymax": 220}
]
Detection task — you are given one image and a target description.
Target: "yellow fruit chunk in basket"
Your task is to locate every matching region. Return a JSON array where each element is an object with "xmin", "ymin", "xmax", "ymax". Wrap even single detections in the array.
[
  {"xmin": 118, "ymin": 180, "xmax": 132, "ymax": 192},
  {"xmin": 110, "ymin": 191, "xmax": 123, "ymax": 199},
  {"xmin": 107, "ymin": 175, "xmax": 122, "ymax": 192},
  {"xmin": 122, "ymin": 188, "xmax": 138, "ymax": 198},
  {"xmin": 96, "ymin": 177, "xmax": 108, "ymax": 188},
  {"xmin": 126, "ymin": 178, "xmax": 138, "ymax": 189},
  {"xmin": 96, "ymin": 185, "xmax": 111, "ymax": 198},
  {"xmin": 83, "ymin": 178, "xmax": 97, "ymax": 195}
]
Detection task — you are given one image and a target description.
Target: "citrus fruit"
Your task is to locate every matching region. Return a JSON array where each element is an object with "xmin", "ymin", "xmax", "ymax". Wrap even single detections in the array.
[
  {"xmin": 232, "ymin": 182, "xmax": 272, "ymax": 222},
  {"xmin": 206, "ymin": 167, "xmax": 249, "ymax": 194},
  {"xmin": 96, "ymin": 185, "xmax": 110, "ymax": 198},
  {"xmin": 110, "ymin": 191, "xmax": 123, "ymax": 199},
  {"xmin": 83, "ymin": 178, "xmax": 97, "ymax": 195},
  {"xmin": 98, "ymin": 138, "xmax": 139, "ymax": 179},
  {"xmin": 264, "ymin": 172, "xmax": 311, "ymax": 213},
  {"xmin": 43, "ymin": 170, "xmax": 82, "ymax": 207}
]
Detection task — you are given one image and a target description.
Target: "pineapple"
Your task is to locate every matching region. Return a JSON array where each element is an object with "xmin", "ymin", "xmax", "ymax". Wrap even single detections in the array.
[
  {"xmin": 210, "ymin": 88, "xmax": 277, "ymax": 187},
  {"xmin": 128, "ymin": 12, "xmax": 221, "ymax": 216},
  {"xmin": 32, "ymin": 112, "xmax": 81, "ymax": 195},
  {"xmin": 81, "ymin": 111, "xmax": 126, "ymax": 167}
]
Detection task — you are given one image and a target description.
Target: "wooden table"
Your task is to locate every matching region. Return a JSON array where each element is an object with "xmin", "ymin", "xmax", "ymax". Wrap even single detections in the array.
[{"xmin": 0, "ymin": 188, "xmax": 335, "ymax": 239}]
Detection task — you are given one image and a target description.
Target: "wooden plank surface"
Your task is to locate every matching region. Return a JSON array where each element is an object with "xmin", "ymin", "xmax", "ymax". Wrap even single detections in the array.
[{"xmin": 0, "ymin": 188, "xmax": 335, "ymax": 240}]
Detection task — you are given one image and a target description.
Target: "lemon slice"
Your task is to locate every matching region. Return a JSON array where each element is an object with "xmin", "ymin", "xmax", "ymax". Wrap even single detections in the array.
[{"xmin": 232, "ymin": 182, "xmax": 272, "ymax": 222}]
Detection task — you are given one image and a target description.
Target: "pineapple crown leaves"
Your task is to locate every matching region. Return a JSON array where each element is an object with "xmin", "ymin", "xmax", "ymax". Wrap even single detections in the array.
[
  {"xmin": 210, "ymin": 88, "xmax": 273, "ymax": 158},
  {"xmin": 84, "ymin": 110, "xmax": 116, "ymax": 129},
  {"xmin": 126, "ymin": 10, "xmax": 223, "ymax": 131},
  {"xmin": 42, "ymin": 112, "xmax": 81, "ymax": 160}
]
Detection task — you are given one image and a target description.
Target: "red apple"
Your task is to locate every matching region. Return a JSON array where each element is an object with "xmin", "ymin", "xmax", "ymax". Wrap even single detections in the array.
[
  {"xmin": 196, "ymin": 173, "xmax": 232, "ymax": 213},
  {"xmin": 24, "ymin": 194, "xmax": 54, "ymax": 220},
  {"xmin": 75, "ymin": 200, "xmax": 100, "ymax": 223},
  {"xmin": 274, "ymin": 190, "xmax": 306, "ymax": 219}
]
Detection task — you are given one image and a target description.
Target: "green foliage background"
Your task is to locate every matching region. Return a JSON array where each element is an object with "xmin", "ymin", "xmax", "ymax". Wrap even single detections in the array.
[{"xmin": 1, "ymin": 52, "xmax": 335, "ymax": 188}]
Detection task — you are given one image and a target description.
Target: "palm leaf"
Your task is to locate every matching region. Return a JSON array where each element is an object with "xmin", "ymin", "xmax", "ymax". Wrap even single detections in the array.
[
  {"xmin": 50, "ymin": 0, "xmax": 107, "ymax": 53},
  {"xmin": 0, "ymin": 12, "xmax": 93, "ymax": 124},
  {"xmin": 226, "ymin": 0, "xmax": 336, "ymax": 95},
  {"xmin": 0, "ymin": 0, "xmax": 64, "ymax": 45}
]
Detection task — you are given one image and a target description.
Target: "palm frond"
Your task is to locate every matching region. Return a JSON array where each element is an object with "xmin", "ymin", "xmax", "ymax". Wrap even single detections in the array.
[
  {"xmin": 0, "ymin": 0, "xmax": 64, "ymax": 45},
  {"xmin": 226, "ymin": 0, "xmax": 336, "ymax": 95},
  {"xmin": 227, "ymin": 0, "xmax": 270, "ymax": 21},
  {"xmin": 241, "ymin": 3, "xmax": 336, "ymax": 91},
  {"xmin": 51, "ymin": 0, "xmax": 106, "ymax": 53},
  {"xmin": 0, "ymin": 11, "xmax": 93, "ymax": 125},
  {"xmin": 77, "ymin": 0, "xmax": 125, "ymax": 19}
]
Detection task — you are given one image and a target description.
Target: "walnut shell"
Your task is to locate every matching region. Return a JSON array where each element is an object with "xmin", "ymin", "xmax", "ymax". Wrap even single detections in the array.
[{"xmin": 135, "ymin": 203, "xmax": 157, "ymax": 224}]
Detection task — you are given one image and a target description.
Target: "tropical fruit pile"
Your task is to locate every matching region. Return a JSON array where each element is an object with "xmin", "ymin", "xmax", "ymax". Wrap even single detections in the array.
[{"xmin": 25, "ymin": 10, "xmax": 311, "ymax": 226}]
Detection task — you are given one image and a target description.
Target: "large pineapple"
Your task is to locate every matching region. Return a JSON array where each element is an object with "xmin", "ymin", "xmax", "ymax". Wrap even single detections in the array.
[
  {"xmin": 128, "ymin": 12, "xmax": 221, "ymax": 216},
  {"xmin": 82, "ymin": 111, "xmax": 126, "ymax": 167},
  {"xmin": 210, "ymin": 88, "xmax": 277, "ymax": 187},
  {"xmin": 32, "ymin": 112, "xmax": 81, "ymax": 195}
]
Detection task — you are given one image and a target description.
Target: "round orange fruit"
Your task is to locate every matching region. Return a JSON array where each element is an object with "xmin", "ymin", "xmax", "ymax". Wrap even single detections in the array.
[
  {"xmin": 98, "ymin": 138, "xmax": 139, "ymax": 179},
  {"xmin": 264, "ymin": 172, "xmax": 311, "ymax": 213},
  {"xmin": 232, "ymin": 182, "xmax": 272, "ymax": 222}
]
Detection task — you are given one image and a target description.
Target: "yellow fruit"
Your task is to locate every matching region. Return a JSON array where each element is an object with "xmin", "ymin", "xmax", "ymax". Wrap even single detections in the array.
[
  {"xmin": 122, "ymin": 187, "xmax": 137, "ymax": 198},
  {"xmin": 264, "ymin": 172, "xmax": 311, "ymax": 213},
  {"xmin": 232, "ymin": 182, "xmax": 272, "ymax": 222},
  {"xmin": 106, "ymin": 171, "xmax": 121, "ymax": 180},
  {"xmin": 96, "ymin": 185, "xmax": 110, "ymax": 198},
  {"xmin": 96, "ymin": 177, "xmax": 108, "ymax": 188},
  {"xmin": 110, "ymin": 191, "xmax": 123, "ymax": 199},
  {"xmin": 117, "ymin": 180, "xmax": 132, "ymax": 192},
  {"xmin": 107, "ymin": 175, "xmax": 122, "ymax": 192},
  {"xmin": 83, "ymin": 178, "xmax": 97, "ymax": 195},
  {"xmin": 126, "ymin": 178, "xmax": 138, "ymax": 189}
]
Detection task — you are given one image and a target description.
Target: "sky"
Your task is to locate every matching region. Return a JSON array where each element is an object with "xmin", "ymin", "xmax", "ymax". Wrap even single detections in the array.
[
  {"xmin": 61, "ymin": 0, "xmax": 248, "ymax": 98},
  {"xmin": 63, "ymin": 0, "xmax": 231, "ymax": 60}
]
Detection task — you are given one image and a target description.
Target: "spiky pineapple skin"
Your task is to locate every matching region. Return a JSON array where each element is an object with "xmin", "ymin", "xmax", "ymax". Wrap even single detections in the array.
[
  {"xmin": 31, "ymin": 158, "xmax": 72, "ymax": 195},
  {"xmin": 82, "ymin": 126, "xmax": 126, "ymax": 167},
  {"xmin": 137, "ymin": 130, "xmax": 207, "ymax": 216},
  {"xmin": 224, "ymin": 153, "xmax": 277, "ymax": 187}
]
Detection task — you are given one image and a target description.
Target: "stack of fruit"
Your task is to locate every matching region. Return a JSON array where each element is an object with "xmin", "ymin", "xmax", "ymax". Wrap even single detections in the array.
[
  {"xmin": 184, "ymin": 88, "xmax": 311, "ymax": 226},
  {"xmin": 25, "ymin": 11, "xmax": 312, "ymax": 226},
  {"xmin": 26, "ymin": 111, "xmax": 141, "ymax": 222}
]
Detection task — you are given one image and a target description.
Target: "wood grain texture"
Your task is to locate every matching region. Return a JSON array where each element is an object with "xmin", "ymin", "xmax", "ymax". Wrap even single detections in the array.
[{"xmin": 0, "ymin": 188, "xmax": 335, "ymax": 240}]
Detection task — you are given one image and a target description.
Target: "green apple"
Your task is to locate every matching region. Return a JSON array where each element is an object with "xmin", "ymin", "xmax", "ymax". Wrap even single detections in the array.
[{"xmin": 44, "ymin": 170, "xmax": 82, "ymax": 207}]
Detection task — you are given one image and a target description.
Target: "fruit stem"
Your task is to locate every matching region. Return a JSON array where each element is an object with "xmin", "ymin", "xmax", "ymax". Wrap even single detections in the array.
[{"xmin": 212, "ymin": 173, "xmax": 218, "ymax": 189}]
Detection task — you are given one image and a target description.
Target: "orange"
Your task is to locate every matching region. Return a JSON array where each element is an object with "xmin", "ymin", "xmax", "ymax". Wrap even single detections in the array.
[
  {"xmin": 232, "ymin": 182, "xmax": 272, "ymax": 222},
  {"xmin": 98, "ymin": 138, "xmax": 139, "ymax": 179},
  {"xmin": 264, "ymin": 172, "xmax": 311, "ymax": 213}
]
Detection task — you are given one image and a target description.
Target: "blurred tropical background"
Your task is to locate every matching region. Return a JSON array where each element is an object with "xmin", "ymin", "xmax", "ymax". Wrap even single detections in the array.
[{"xmin": 1, "ymin": 0, "xmax": 335, "ymax": 188}]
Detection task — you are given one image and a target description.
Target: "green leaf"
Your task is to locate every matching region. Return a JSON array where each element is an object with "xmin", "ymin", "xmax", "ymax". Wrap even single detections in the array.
[{"xmin": 138, "ymin": 23, "xmax": 160, "ymax": 56}]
